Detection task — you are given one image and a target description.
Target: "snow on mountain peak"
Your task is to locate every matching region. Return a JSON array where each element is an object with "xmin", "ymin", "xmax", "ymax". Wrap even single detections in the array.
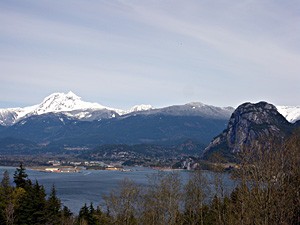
[
  {"xmin": 33, "ymin": 92, "xmax": 106, "ymax": 114},
  {"xmin": 186, "ymin": 102, "xmax": 206, "ymax": 108},
  {"xmin": 276, "ymin": 105, "xmax": 300, "ymax": 123},
  {"xmin": 128, "ymin": 104, "xmax": 153, "ymax": 113},
  {"xmin": 0, "ymin": 92, "xmax": 123, "ymax": 125},
  {"xmin": 66, "ymin": 91, "xmax": 78, "ymax": 98}
]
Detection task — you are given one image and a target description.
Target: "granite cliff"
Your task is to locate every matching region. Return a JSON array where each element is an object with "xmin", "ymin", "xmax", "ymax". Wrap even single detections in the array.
[{"xmin": 203, "ymin": 102, "xmax": 296, "ymax": 161}]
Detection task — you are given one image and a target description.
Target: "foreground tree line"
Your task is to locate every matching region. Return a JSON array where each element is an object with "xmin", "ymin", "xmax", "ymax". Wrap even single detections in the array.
[
  {"xmin": 0, "ymin": 164, "xmax": 73, "ymax": 225},
  {"xmin": 0, "ymin": 132, "xmax": 299, "ymax": 225}
]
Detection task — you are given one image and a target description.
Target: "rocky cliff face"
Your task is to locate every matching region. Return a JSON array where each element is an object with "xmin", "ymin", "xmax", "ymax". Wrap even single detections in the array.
[{"xmin": 203, "ymin": 102, "xmax": 292, "ymax": 161}]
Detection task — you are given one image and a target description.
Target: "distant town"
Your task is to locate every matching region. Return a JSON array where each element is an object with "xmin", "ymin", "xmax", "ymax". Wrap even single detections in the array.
[{"xmin": 29, "ymin": 155, "xmax": 203, "ymax": 173}]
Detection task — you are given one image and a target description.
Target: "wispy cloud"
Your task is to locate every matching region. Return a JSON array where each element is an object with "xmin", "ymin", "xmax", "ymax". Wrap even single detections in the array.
[
  {"xmin": 0, "ymin": 0, "xmax": 299, "ymax": 108},
  {"xmin": 124, "ymin": 1, "xmax": 300, "ymax": 78}
]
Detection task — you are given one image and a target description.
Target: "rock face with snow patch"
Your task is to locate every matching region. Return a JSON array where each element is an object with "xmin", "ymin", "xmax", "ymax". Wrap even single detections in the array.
[{"xmin": 0, "ymin": 109, "xmax": 18, "ymax": 126}]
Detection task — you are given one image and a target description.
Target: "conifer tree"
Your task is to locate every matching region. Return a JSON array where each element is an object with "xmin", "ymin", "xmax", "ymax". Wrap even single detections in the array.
[
  {"xmin": 1, "ymin": 170, "xmax": 12, "ymax": 203},
  {"xmin": 0, "ymin": 170, "xmax": 14, "ymax": 225},
  {"xmin": 15, "ymin": 181, "xmax": 47, "ymax": 225},
  {"xmin": 1, "ymin": 170, "xmax": 10, "ymax": 189},
  {"xmin": 93, "ymin": 206, "xmax": 112, "ymax": 225},
  {"xmin": 13, "ymin": 163, "xmax": 29, "ymax": 189},
  {"xmin": 46, "ymin": 185, "xmax": 61, "ymax": 225},
  {"xmin": 87, "ymin": 203, "xmax": 97, "ymax": 225},
  {"xmin": 78, "ymin": 203, "xmax": 89, "ymax": 224},
  {"xmin": 61, "ymin": 205, "xmax": 74, "ymax": 225},
  {"xmin": 32, "ymin": 181, "xmax": 47, "ymax": 224}
]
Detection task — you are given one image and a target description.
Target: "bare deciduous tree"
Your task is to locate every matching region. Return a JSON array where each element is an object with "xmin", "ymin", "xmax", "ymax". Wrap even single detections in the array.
[
  {"xmin": 183, "ymin": 170, "xmax": 209, "ymax": 225},
  {"xmin": 141, "ymin": 172, "xmax": 182, "ymax": 225},
  {"xmin": 104, "ymin": 178, "xmax": 140, "ymax": 225}
]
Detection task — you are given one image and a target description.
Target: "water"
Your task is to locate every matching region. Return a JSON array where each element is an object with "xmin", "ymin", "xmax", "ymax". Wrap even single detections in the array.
[{"xmin": 0, "ymin": 166, "xmax": 235, "ymax": 214}]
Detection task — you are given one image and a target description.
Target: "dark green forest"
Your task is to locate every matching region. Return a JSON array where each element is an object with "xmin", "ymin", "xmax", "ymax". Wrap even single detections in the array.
[{"xmin": 0, "ymin": 132, "xmax": 299, "ymax": 225}]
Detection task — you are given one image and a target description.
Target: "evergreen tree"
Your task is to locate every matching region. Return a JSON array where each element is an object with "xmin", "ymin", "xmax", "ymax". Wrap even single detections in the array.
[
  {"xmin": 0, "ymin": 170, "xmax": 13, "ymax": 202},
  {"xmin": 0, "ymin": 170, "xmax": 14, "ymax": 225},
  {"xmin": 87, "ymin": 203, "xmax": 97, "ymax": 225},
  {"xmin": 62, "ymin": 205, "xmax": 72, "ymax": 217},
  {"xmin": 13, "ymin": 163, "xmax": 29, "ymax": 189},
  {"xmin": 93, "ymin": 206, "xmax": 112, "ymax": 225},
  {"xmin": 1, "ymin": 170, "xmax": 10, "ymax": 189},
  {"xmin": 45, "ymin": 185, "xmax": 61, "ymax": 225},
  {"xmin": 89, "ymin": 203, "xmax": 95, "ymax": 215},
  {"xmin": 15, "ymin": 181, "xmax": 47, "ymax": 225},
  {"xmin": 61, "ymin": 205, "xmax": 74, "ymax": 225},
  {"xmin": 32, "ymin": 181, "xmax": 47, "ymax": 224},
  {"xmin": 78, "ymin": 203, "xmax": 89, "ymax": 224}
]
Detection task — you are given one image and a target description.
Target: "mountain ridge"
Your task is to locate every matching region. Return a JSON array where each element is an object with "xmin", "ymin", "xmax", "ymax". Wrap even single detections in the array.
[
  {"xmin": 0, "ymin": 92, "xmax": 236, "ymax": 152},
  {"xmin": 0, "ymin": 92, "xmax": 234, "ymax": 126},
  {"xmin": 1, "ymin": 92, "xmax": 299, "ymax": 127},
  {"xmin": 1, "ymin": 94, "xmax": 299, "ymax": 155}
]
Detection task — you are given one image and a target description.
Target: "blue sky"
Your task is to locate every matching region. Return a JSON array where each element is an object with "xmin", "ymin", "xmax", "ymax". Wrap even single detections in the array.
[{"xmin": 1, "ymin": 0, "xmax": 299, "ymax": 109}]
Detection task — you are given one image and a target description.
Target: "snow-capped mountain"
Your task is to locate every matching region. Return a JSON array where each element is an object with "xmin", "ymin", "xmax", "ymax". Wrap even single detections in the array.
[
  {"xmin": 32, "ymin": 91, "xmax": 107, "ymax": 114},
  {"xmin": 0, "ymin": 91, "xmax": 236, "ymax": 126},
  {"xmin": 0, "ymin": 106, "xmax": 37, "ymax": 126},
  {"xmin": 1, "ymin": 92, "xmax": 299, "ymax": 127},
  {"xmin": 127, "ymin": 104, "xmax": 153, "ymax": 113},
  {"xmin": 0, "ymin": 92, "xmax": 122, "ymax": 126},
  {"xmin": 276, "ymin": 106, "xmax": 300, "ymax": 123},
  {"xmin": 29, "ymin": 91, "xmax": 126, "ymax": 121},
  {"xmin": 2, "ymin": 96, "xmax": 299, "ymax": 153},
  {"xmin": 0, "ymin": 99, "xmax": 235, "ymax": 148},
  {"xmin": 0, "ymin": 92, "xmax": 156, "ymax": 126}
]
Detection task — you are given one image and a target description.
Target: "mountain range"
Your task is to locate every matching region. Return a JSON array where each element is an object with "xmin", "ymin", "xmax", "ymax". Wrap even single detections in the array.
[
  {"xmin": 0, "ymin": 91, "xmax": 234, "ymax": 126},
  {"xmin": 0, "ymin": 92, "xmax": 235, "ymax": 153},
  {"xmin": 0, "ymin": 92, "xmax": 299, "ymax": 155},
  {"xmin": 1, "ymin": 91, "xmax": 299, "ymax": 126},
  {"xmin": 0, "ymin": 91, "xmax": 152, "ymax": 126}
]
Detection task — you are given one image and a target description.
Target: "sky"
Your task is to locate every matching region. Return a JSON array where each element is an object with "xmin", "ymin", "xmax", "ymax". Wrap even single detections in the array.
[{"xmin": 0, "ymin": 0, "xmax": 299, "ymax": 110}]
